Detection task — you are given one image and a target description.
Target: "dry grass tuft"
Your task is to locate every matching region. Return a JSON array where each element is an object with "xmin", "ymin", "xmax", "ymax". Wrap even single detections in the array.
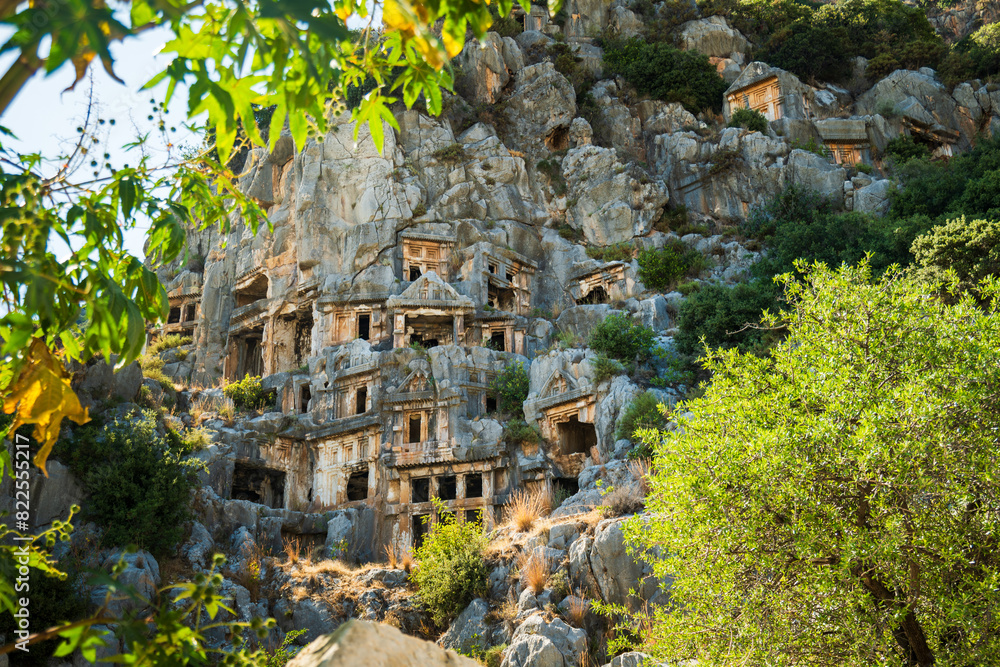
[
  {"xmin": 627, "ymin": 457, "xmax": 651, "ymax": 496},
  {"xmin": 384, "ymin": 544, "xmax": 398, "ymax": 568},
  {"xmin": 504, "ymin": 489, "xmax": 547, "ymax": 533},
  {"xmin": 283, "ymin": 535, "xmax": 303, "ymax": 565},
  {"xmin": 565, "ymin": 592, "xmax": 590, "ymax": 628},
  {"xmin": 600, "ymin": 482, "xmax": 646, "ymax": 517},
  {"xmin": 399, "ymin": 549, "xmax": 415, "ymax": 574},
  {"xmin": 519, "ymin": 550, "xmax": 550, "ymax": 594}
]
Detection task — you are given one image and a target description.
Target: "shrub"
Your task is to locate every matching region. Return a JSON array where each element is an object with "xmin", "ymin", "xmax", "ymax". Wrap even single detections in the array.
[
  {"xmin": 911, "ymin": 216, "xmax": 1000, "ymax": 296},
  {"xmin": 432, "ymin": 143, "xmax": 467, "ymax": 163},
  {"xmin": 224, "ymin": 374, "xmax": 272, "ymax": 411},
  {"xmin": 411, "ymin": 501, "xmax": 490, "ymax": 626},
  {"xmin": 600, "ymin": 482, "xmax": 645, "ymax": 517},
  {"xmin": 490, "ymin": 361, "xmax": 530, "ymax": 416},
  {"xmin": 489, "ymin": 4, "xmax": 522, "ymax": 37},
  {"xmin": 148, "ymin": 334, "xmax": 192, "ymax": 355},
  {"xmin": 589, "ymin": 313, "xmax": 656, "ymax": 361},
  {"xmin": 519, "ymin": 550, "xmax": 550, "ymax": 594},
  {"xmin": 140, "ymin": 354, "xmax": 175, "ymax": 392},
  {"xmin": 885, "ymin": 135, "xmax": 930, "ymax": 164},
  {"xmin": 0, "ymin": 567, "xmax": 87, "ymax": 665},
  {"xmin": 537, "ymin": 158, "xmax": 567, "ymax": 195},
  {"xmin": 557, "ymin": 223, "xmax": 583, "ymax": 242},
  {"xmin": 728, "ymin": 107, "xmax": 768, "ymax": 133},
  {"xmin": 63, "ymin": 410, "xmax": 201, "ymax": 555},
  {"xmin": 602, "ymin": 37, "xmax": 728, "ymax": 113},
  {"xmin": 615, "ymin": 391, "xmax": 667, "ymax": 441},
  {"xmin": 637, "ymin": 242, "xmax": 707, "ymax": 290},
  {"xmin": 674, "ymin": 281, "xmax": 780, "ymax": 356},
  {"xmin": 504, "ymin": 419, "xmax": 543, "ymax": 447},
  {"xmin": 586, "ymin": 243, "xmax": 634, "ymax": 262},
  {"xmin": 591, "ymin": 353, "xmax": 626, "ymax": 383}
]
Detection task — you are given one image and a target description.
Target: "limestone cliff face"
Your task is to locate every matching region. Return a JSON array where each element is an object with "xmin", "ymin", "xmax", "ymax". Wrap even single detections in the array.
[{"xmin": 146, "ymin": 1, "xmax": 1000, "ymax": 559}]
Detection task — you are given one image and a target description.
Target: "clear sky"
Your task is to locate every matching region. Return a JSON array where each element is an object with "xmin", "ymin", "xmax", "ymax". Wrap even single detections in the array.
[{"xmin": 0, "ymin": 27, "xmax": 196, "ymax": 262}]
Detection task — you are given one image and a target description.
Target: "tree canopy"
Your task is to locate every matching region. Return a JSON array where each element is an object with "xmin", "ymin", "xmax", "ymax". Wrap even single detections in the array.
[{"xmin": 628, "ymin": 262, "xmax": 1000, "ymax": 666}]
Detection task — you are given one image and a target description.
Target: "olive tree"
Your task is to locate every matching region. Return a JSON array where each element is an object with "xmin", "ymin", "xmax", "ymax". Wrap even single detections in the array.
[{"xmin": 627, "ymin": 261, "xmax": 1000, "ymax": 666}]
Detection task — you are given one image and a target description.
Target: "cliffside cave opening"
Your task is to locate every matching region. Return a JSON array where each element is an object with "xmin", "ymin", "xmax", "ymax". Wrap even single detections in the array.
[
  {"xmin": 232, "ymin": 463, "xmax": 285, "ymax": 509},
  {"xmin": 235, "ymin": 273, "xmax": 269, "ymax": 307},
  {"xmin": 558, "ymin": 416, "xmax": 597, "ymax": 455},
  {"xmin": 578, "ymin": 286, "xmax": 608, "ymax": 305},
  {"xmin": 299, "ymin": 384, "xmax": 311, "ymax": 414},
  {"xmin": 489, "ymin": 331, "xmax": 506, "ymax": 351},
  {"xmin": 487, "ymin": 284, "xmax": 516, "ymax": 311},
  {"xmin": 347, "ymin": 469, "xmax": 369, "ymax": 502},
  {"xmin": 168, "ymin": 306, "xmax": 181, "ymax": 324}
]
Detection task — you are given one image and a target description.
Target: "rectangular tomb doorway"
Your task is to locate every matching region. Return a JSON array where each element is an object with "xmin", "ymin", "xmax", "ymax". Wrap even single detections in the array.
[
  {"xmin": 558, "ymin": 416, "xmax": 597, "ymax": 455},
  {"xmin": 232, "ymin": 463, "xmax": 286, "ymax": 509},
  {"xmin": 413, "ymin": 514, "xmax": 430, "ymax": 550},
  {"xmin": 347, "ymin": 469, "xmax": 369, "ymax": 502}
]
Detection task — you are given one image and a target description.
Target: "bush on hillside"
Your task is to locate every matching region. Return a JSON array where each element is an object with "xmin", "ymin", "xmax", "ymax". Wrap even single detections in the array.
[
  {"xmin": 728, "ymin": 107, "xmax": 768, "ymax": 133},
  {"xmin": 61, "ymin": 410, "xmax": 200, "ymax": 555},
  {"xmin": 411, "ymin": 501, "xmax": 490, "ymax": 625},
  {"xmin": 589, "ymin": 313, "xmax": 656, "ymax": 361},
  {"xmin": 884, "ymin": 136, "xmax": 930, "ymax": 164},
  {"xmin": 637, "ymin": 242, "xmax": 709, "ymax": 291},
  {"xmin": 490, "ymin": 361, "xmax": 530, "ymax": 416},
  {"xmin": 674, "ymin": 281, "xmax": 780, "ymax": 357},
  {"xmin": 615, "ymin": 391, "xmax": 667, "ymax": 442},
  {"xmin": 911, "ymin": 216, "xmax": 1000, "ymax": 296},
  {"xmin": 224, "ymin": 374, "xmax": 273, "ymax": 411},
  {"xmin": 602, "ymin": 37, "xmax": 728, "ymax": 113}
]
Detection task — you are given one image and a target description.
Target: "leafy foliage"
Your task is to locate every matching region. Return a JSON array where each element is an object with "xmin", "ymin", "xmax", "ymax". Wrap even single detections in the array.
[
  {"xmin": 589, "ymin": 313, "xmax": 656, "ymax": 362},
  {"xmin": 224, "ymin": 375, "xmax": 273, "ymax": 411},
  {"xmin": 674, "ymin": 281, "xmax": 780, "ymax": 357},
  {"xmin": 615, "ymin": 391, "xmax": 666, "ymax": 441},
  {"xmin": 629, "ymin": 262, "xmax": 1000, "ymax": 666},
  {"xmin": 911, "ymin": 217, "xmax": 1000, "ymax": 297},
  {"xmin": 0, "ymin": 565, "xmax": 87, "ymax": 665},
  {"xmin": 700, "ymin": 0, "xmax": 950, "ymax": 84},
  {"xmin": 637, "ymin": 241, "xmax": 708, "ymax": 291},
  {"xmin": 147, "ymin": 334, "xmax": 193, "ymax": 355},
  {"xmin": 503, "ymin": 419, "xmax": 543, "ymax": 447},
  {"xmin": 602, "ymin": 37, "xmax": 728, "ymax": 113},
  {"xmin": 61, "ymin": 410, "xmax": 201, "ymax": 555},
  {"xmin": 411, "ymin": 500, "xmax": 490, "ymax": 626},
  {"xmin": 727, "ymin": 107, "xmax": 768, "ymax": 133},
  {"xmin": 490, "ymin": 361, "xmax": 530, "ymax": 417},
  {"xmin": 884, "ymin": 135, "xmax": 930, "ymax": 164},
  {"xmin": 591, "ymin": 353, "xmax": 627, "ymax": 383}
]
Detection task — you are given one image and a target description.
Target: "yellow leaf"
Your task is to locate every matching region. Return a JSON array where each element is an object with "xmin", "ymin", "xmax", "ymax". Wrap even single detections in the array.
[
  {"xmin": 3, "ymin": 340, "xmax": 90, "ymax": 476},
  {"xmin": 64, "ymin": 51, "xmax": 95, "ymax": 94}
]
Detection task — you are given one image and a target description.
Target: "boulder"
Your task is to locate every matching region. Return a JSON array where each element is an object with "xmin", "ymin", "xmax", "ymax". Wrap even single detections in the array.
[
  {"xmin": 786, "ymin": 149, "xmax": 846, "ymax": 208},
  {"xmin": 562, "ymin": 146, "xmax": 669, "ymax": 245},
  {"xmin": 502, "ymin": 62, "xmax": 577, "ymax": 154},
  {"xmin": 679, "ymin": 16, "xmax": 749, "ymax": 58},
  {"xmin": 500, "ymin": 634, "xmax": 564, "ymax": 667},
  {"xmin": 439, "ymin": 598, "xmax": 491, "ymax": 654},
  {"xmin": 601, "ymin": 652, "xmax": 653, "ymax": 667},
  {"xmin": 456, "ymin": 33, "xmax": 512, "ymax": 105},
  {"xmin": 92, "ymin": 550, "xmax": 160, "ymax": 615},
  {"xmin": 509, "ymin": 613, "xmax": 587, "ymax": 666},
  {"xmin": 590, "ymin": 518, "xmax": 663, "ymax": 609},
  {"xmin": 287, "ymin": 619, "xmax": 479, "ymax": 667},
  {"xmin": 854, "ymin": 179, "xmax": 895, "ymax": 216},
  {"xmin": 325, "ymin": 506, "xmax": 377, "ymax": 561}
]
